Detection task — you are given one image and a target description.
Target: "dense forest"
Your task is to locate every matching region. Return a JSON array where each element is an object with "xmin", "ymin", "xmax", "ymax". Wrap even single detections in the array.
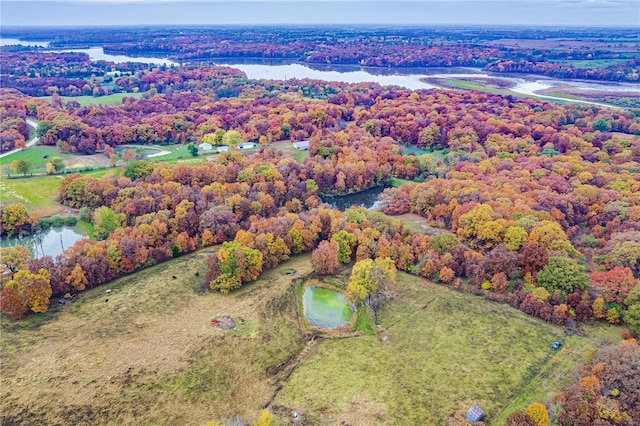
[{"xmin": 1, "ymin": 29, "xmax": 639, "ymax": 424}]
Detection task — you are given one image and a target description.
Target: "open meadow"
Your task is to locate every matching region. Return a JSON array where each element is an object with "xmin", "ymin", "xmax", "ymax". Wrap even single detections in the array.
[
  {"xmin": 0, "ymin": 169, "xmax": 120, "ymax": 216},
  {"xmin": 1, "ymin": 251, "xmax": 621, "ymax": 425}
]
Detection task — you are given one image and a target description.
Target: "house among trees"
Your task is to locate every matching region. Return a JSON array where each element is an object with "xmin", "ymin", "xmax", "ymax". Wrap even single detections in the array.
[
  {"xmin": 239, "ymin": 142, "xmax": 258, "ymax": 150},
  {"xmin": 466, "ymin": 404, "xmax": 484, "ymax": 423},
  {"xmin": 198, "ymin": 142, "xmax": 213, "ymax": 151},
  {"xmin": 293, "ymin": 140, "xmax": 310, "ymax": 150},
  {"xmin": 216, "ymin": 145, "xmax": 229, "ymax": 153}
]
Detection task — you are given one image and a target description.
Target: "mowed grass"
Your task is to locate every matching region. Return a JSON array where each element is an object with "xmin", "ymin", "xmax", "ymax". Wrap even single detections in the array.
[
  {"xmin": 0, "ymin": 174, "xmax": 65, "ymax": 215},
  {"xmin": 1, "ymin": 250, "xmax": 311, "ymax": 425},
  {"xmin": 0, "ymin": 145, "xmax": 76, "ymax": 169},
  {"xmin": 275, "ymin": 272, "xmax": 621, "ymax": 425},
  {"xmin": 0, "ymin": 168, "xmax": 120, "ymax": 215},
  {"xmin": 39, "ymin": 92, "xmax": 143, "ymax": 106}
]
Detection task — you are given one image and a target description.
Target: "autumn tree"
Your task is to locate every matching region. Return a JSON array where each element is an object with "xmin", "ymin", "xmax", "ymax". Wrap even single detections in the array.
[
  {"xmin": 65, "ymin": 263, "xmax": 88, "ymax": 292},
  {"xmin": 591, "ymin": 266, "xmax": 638, "ymax": 305},
  {"xmin": 491, "ymin": 272, "xmax": 509, "ymax": 293},
  {"xmin": 1, "ymin": 203, "xmax": 36, "ymax": 237},
  {"xmin": 537, "ymin": 257, "xmax": 589, "ymax": 294},
  {"xmin": 222, "ymin": 129, "xmax": 242, "ymax": 148},
  {"xmin": 200, "ymin": 205, "xmax": 238, "ymax": 244},
  {"xmin": 504, "ymin": 226, "xmax": 528, "ymax": 251},
  {"xmin": 606, "ymin": 242, "xmax": 640, "ymax": 277},
  {"xmin": 311, "ymin": 240, "xmax": 339, "ymax": 275},
  {"xmin": 504, "ymin": 411, "xmax": 535, "ymax": 426},
  {"xmin": 206, "ymin": 241, "xmax": 263, "ymax": 294},
  {"xmin": 0, "ymin": 284, "xmax": 28, "ymax": 319},
  {"xmin": 525, "ymin": 403, "xmax": 550, "ymax": 426},
  {"xmin": 439, "ymin": 266, "xmax": 455, "ymax": 284},
  {"xmin": 0, "ymin": 245, "xmax": 32, "ymax": 279},
  {"xmin": 253, "ymin": 409, "xmax": 275, "ymax": 426},
  {"xmin": 1, "ymin": 269, "xmax": 52, "ymax": 316},
  {"xmin": 347, "ymin": 257, "xmax": 396, "ymax": 303}
]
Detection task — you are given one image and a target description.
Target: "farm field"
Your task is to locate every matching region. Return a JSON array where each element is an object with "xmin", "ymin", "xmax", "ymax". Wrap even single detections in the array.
[
  {"xmin": 40, "ymin": 92, "xmax": 143, "ymax": 106},
  {"xmin": 0, "ymin": 251, "xmax": 621, "ymax": 425}
]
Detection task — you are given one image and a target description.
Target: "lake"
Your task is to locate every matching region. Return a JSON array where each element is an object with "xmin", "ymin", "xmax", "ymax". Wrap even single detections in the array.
[
  {"xmin": 58, "ymin": 47, "xmax": 178, "ymax": 66},
  {"xmin": 302, "ymin": 286, "xmax": 354, "ymax": 329},
  {"xmin": 322, "ymin": 186, "xmax": 385, "ymax": 212},
  {"xmin": 1, "ymin": 226, "xmax": 85, "ymax": 259},
  {"xmin": 34, "ymin": 47, "xmax": 640, "ymax": 104}
]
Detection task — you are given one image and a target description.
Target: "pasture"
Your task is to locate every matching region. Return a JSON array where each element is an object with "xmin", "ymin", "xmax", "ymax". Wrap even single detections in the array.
[
  {"xmin": 40, "ymin": 92, "xmax": 143, "ymax": 106},
  {"xmin": 0, "ymin": 249, "xmax": 621, "ymax": 425}
]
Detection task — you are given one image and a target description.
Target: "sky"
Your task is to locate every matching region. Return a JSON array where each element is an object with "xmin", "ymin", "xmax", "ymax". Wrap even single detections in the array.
[{"xmin": 1, "ymin": 0, "xmax": 639, "ymax": 27}]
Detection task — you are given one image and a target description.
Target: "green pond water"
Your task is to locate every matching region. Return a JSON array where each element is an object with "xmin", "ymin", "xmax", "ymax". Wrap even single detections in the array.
[{"xmin": 303, "ymin": 286, "xmax": 354, "ymax": 329}]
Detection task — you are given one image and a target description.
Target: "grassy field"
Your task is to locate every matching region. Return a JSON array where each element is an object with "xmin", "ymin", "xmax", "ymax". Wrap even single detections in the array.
[
  {"xmin": 442, "ymin": 79, "xmax": 518, "ymax": 96},
  {"xmin": 0, "ymin": 249, "xmax": 622, "ymax": 425},
  {"xmin": 40, "ymin": 92, "xmax": 143, "ymax": 106},
  {"xmin": 0, "ymin": 168, "xmax": 120, "ymax": 216},
  {"xmin": 275, "ymin": 272, "xmax": 621, "ymax": 425},
  {"xmin": 0, "ymin": 174, "xmax": 66, "ymax": 215},
  {"xmin": 552, "ymin": 59, "xmax": 630, "ymax": 69},
  {"xmin": 1, "ymin": 250, "xmax": 311, "ymax": 425},
  {"xmin": 393, "ymin": 212, "xmax": 451, "ymax": 236},
  {"xmin": 0, "ymin": 146, "xmax": 77, "ymax": 169}
]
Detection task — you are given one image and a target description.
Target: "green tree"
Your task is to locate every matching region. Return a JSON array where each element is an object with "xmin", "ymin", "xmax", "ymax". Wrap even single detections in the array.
[
  {"xmin": 428, "ymin": 234, "xmax": 461, "ymax": 253},
  {"xmin": 14, "ymin": 159, "xmax": 31, "ymax": 176},
  {"xmin": 213, "ymin": 128, "xmax": 226, "ymax": 145},
  {"xmin": 331, "ymin": 230, "xmax": 358, "ymax": 264},
  {"xmin": 51, "ymin": 157, "xmax": 65, "ymax": 173},
  {"xmin": 624, "ymin": 284, "xmax": 640, "ymax": 336},
  {"xmin": 537, "ymin": 257, "xmax": 589, "ymax": 293},
  {"xmin": 92, "ymin": 206, "xmax": 126, "ymax": 240},
  {"xmin": 187, "ymin": 144, "xmax": 199, "ymax": 157},
  {"xmin": 124, "ymin": 160, "xmax": 155, "ymax": 180}
]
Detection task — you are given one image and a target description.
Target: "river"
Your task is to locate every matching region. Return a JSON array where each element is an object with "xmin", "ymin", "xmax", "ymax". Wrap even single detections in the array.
[{"xmin": 9, "ymin": 42, "xmax": 640, "ymax": 103}]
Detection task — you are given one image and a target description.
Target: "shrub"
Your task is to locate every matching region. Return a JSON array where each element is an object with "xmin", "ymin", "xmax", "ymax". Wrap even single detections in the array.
[{"xmin": 52, "ymin": 216, "xmax": 64, "ymax": 227}]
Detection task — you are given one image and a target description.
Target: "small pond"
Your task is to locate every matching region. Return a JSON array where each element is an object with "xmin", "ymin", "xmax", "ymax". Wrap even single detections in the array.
[
  {"xmin": 303, "ymin": 286, "xmax": 354, "ymax": 329},
  {"xmin": 321, "ymin": 186, "xmax": 385, "ymax": 212},
  {"xmin": 0, "ymin": 226, "xmax": 85, "ymax": 259}
]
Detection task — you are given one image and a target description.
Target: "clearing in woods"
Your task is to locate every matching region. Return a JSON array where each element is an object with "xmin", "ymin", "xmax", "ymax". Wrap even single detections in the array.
[{"xmin": 0, "ymin": 250, "xmax": 621, "ymax": 424}]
